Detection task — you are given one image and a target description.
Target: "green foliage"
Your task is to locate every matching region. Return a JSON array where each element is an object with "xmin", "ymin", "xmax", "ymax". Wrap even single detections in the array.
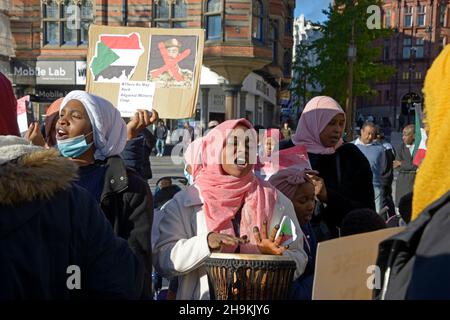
[
  {"xmin": 312, "ymin": 0, "xmax": 396, "ymax": 106},
  {"xmin": 290, "ymin": 41, "xmax": 318, "ymax": 112}
]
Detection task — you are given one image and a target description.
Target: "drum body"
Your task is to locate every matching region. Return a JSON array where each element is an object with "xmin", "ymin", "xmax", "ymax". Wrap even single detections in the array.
[{"xmin": 205, "ymin": 253, "xmax": 296, "ymax": 300}]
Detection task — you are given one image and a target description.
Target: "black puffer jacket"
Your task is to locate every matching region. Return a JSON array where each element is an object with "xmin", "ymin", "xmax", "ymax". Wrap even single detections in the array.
[
  {"xmin": 97, "ymin": 156, "xmax": 153, "ymax": 277},
  {"xmin": 0, "ymin": 147, "xmax": 142, "ymax": 299},
  {"xmin": 374, "ymin": 190, "xmax": 450, "ymax": 299}
]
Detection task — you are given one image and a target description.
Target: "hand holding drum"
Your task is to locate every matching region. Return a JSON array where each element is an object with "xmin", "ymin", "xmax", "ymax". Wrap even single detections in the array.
[
  {"xmin": 207, "ymin": 232, "xmax": 249, "ymax": 251},
  {"xmin": 253, "ymin": 221, "xmax": 289, "ymax": 255}
]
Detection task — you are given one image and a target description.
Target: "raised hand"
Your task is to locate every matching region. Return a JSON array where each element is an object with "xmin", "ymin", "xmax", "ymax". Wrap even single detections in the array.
[{"xmin": 253, "ymin": 221, "xmax": 288, "ymax": 255}]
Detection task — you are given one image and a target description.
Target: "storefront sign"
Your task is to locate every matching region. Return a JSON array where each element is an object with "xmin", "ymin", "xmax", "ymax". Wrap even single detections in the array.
[
  {"xmin": 242, "ymin": 73, "xmax": 276, "ymax": 105},
  {"xmin": 213, "ymin": 94, "xmax": 225, "ymax": 106},
  {"xmin": 256, "ymin": 80, "xmax": 270, "ymax": 96},
  {"xmin": 13, "ymin": 60, "xmax": 77, "ymax": 85},
  {"xmin": 35, "ymin": 87, "xmax": 82, "ymax": 102}
]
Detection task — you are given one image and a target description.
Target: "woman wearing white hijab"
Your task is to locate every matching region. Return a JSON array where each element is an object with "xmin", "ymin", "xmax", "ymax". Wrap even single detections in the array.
[{"xmin": 57, "ymin": 90, "xmax": 153, "ymax": 298}]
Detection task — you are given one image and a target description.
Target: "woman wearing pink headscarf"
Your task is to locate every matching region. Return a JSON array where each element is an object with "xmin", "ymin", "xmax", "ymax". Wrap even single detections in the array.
[
  {"xmin": 153, "ymin": 119, "xmax": 308, "ymax": 300},
  {"xmin": 281, "ymin": 96, "xmax": 375, "ymax": 240}
]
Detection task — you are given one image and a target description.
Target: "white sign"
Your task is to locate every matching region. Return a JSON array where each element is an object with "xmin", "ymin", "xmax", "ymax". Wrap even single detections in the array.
[
  {"xmin": 117, "ymin": 81, "xmax": 155, "ymax": 117},
  {"xmin": 16, "ymin": 96, "xmax": 30, "ymax": 133},
  {"xmin": 76, "ymin": 61, "xmax": 87, "ymax": 85}
]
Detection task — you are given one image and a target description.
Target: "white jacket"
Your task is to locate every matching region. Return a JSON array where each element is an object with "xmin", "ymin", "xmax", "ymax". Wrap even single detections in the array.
[{"xmin": 153, "ymin": 185, "xmax": 308, "ymax": 300}]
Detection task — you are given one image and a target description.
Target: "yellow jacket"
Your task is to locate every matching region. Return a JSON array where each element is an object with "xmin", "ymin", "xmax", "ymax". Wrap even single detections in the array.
[{"xmin": 412, "ymin": 45, "xmax": 450, "ymax": 220}]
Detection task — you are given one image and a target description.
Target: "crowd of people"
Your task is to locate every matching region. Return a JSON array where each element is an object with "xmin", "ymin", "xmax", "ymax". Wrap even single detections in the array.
[{"xmin": 1, "ymin": 45, "xmax": 450, "ymax": 300}]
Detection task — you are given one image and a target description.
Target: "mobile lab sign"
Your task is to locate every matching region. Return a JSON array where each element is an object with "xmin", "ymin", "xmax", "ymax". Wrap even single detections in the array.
[{"xmin": 13, "ymin": 61, "xmax": 77, "ymax": 85}]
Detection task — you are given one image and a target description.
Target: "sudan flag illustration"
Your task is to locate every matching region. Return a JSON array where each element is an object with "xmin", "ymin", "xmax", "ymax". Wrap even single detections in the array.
[{"xmin": 90, "ymin": 33, "xmax": 144, "ymax": 82}]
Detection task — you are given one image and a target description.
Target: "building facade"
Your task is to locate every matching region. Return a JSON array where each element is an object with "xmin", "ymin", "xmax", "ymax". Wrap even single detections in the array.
[
  {"xmin": 357, "ymin": 0, "xmax": 450, "ymax": 131},
  {"xmin": 288, "ymin": 14, "xmax": 322, "ymax": 123},
  {"xmin": 9, "ymin": 0, "xmax": 295, "ymax": 127},
  {"xmin": 0, "ymin": 0, "xmax": 15, "ymax": 80}
]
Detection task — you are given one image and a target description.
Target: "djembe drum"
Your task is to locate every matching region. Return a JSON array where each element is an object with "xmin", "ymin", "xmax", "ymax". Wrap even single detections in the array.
[{"xmin": 205, "ymin": 253, "xmax": 296, "ymax": 300}]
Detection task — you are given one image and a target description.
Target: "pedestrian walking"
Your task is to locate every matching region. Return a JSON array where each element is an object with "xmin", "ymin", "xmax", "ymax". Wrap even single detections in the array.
[
  {"xmin": 155, "ymin": 120, "xmax": 168, "ymax": 156},
  {"xmin": 393, "ymin": 124, "xmax": 417, "ymax": 207},
  {"xmin": 353, "ymin": 122, "xmax": 388, "ymax": 214}
]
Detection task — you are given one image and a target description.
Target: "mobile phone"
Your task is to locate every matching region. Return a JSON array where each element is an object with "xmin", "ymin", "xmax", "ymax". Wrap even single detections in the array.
[
  {"xmin": 25, "ymin": 100, "xmax": 35, "ymax": 127},
  {"xmin": 274, "ymin": 216, "xmax": 297, "ymax": 246}
]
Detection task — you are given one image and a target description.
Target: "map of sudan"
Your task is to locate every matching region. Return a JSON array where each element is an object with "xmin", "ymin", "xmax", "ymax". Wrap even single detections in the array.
[{"xmin": 90, "ymin": 33, "xmax": 144, "ymax": 82}]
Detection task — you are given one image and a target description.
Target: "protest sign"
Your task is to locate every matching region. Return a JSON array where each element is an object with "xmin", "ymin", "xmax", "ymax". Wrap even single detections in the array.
[
  {"xmin": 86, "ymin": 25, "xmax": 204, "ymax": 119},
  {"xmin": 117, "ymin": 81, "xmax": 155, "ymax": 117},
  {"xmin": 16, "ymin": 95, "xmax": 31, "ymax": 133},
  {"xmin": 312, "ymin": 227, "xmax": 404, "ymax": 300}
]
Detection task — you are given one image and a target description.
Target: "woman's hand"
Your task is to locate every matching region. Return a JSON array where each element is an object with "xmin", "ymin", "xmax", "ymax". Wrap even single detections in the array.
[
  {"xmin": 126, "ymin": 109, "xmax": 159, "ymax": 140},
  {"xmin": 207, "ymin": 232, "xmax": 249, "ymax": 251},
  {"xmin": 24, "ymin": 122, "xmax": 45, "ymax": 147},
  {"xmin": 306, "ymin": 173, "xmax": 328, "ymax": 203},
  {"xmin": 253, "ymin": 221, "xmax": 288, "ymax": 255}
]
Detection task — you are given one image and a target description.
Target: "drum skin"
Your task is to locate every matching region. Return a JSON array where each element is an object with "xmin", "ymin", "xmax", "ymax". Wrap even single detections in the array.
[{"xmin": 205, "ymin": 253, "xmax": 296, "ymax": 300}]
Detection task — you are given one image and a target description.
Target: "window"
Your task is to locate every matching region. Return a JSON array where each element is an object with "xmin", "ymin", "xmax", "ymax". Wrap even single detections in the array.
[
  {"xmin": 283, "ymin": 50, "xmax": 292, "ymax": 77},
  {"xmin": 205, "ymin": 0, "xmax": 222, "ymax": 40},
  {"xmin": 440, "ymin": 5, "xmax": 447, "ymax": 27},
  {"xmin": 153, "ymin": 0, "xmax": 188, "ymax": 28},
  {"xmin": 415, "ymin": 72, "xmax": 422, "ymax": 80},
  {"xmin": 417, "ymin": 5, "xmax": 426, "ymax": 26},
  {"xmin": 402, "ymin": 72, "xmax": 410, "ymax": 80},
  {"xmin": 269, "ymin": 21, "xmax": 278, "ymax": 64},
  {"xmin": 415, "ymin": 37, "xmax": 424, "ymax": 58},
  {"xmin": 383, "ymin": 40, "xmax": 390, "ymax": 60},
  {"xmin": 403, "ymin": 37, "xmax": 412, "ymax": 59},
  {"xmin": 42, "ymin": 0, "xmax": 93, "ymax": 46},
  {"xmin": 386, "ymin": 90, "xmax": 390, "ymax": 101},
  {"xmin": 404, "ymin": 6, "xmax": 413, "ymax": 27},
  {"xmin": 252, "ymin": 0, "xmax": 263, "ymax": 41},
  {"xmin": 385, "ymin": 8, "xmax": 391, "ymax": 28},
  {"xmin": 285, "ymin": 5, "xmax": 293, "ymax": 35}
]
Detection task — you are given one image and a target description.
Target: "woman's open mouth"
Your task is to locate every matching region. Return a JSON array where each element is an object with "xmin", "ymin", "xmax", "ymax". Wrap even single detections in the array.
[
  {"xmin": 234, "ymin": 156, "xmax": 248, "ymax": 169},
  {"xmin": 56, "ymin": 128, "xmax": 69, "ymax": 140}
]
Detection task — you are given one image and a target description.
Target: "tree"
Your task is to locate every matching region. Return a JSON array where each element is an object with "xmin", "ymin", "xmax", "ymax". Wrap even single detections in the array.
[
  {"xmin": 312, "ymin": 0, "xmax": 396, "ymax": 107},
  {"xmin": 291, "ymin": 41, "xmax": 319, "ymax": 121}
]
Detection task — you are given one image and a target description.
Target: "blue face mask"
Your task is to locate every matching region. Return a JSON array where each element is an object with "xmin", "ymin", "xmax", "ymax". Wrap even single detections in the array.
[
  {"xmin": 184, "ymin": 168, "xmax": 194, "ymax": 185},
  {"xmin": 57, "ymin": 132, "xmax": 94, "ymax": 158}
]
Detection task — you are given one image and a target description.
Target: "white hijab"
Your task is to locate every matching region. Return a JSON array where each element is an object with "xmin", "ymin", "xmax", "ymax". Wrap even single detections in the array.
[{"xmin": 60, "ymin": 91, "xmax": 127, "ymax": 160}]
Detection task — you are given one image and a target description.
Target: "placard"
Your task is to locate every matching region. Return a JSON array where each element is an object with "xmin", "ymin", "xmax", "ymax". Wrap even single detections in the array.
[
  {"xmin": 86, "ymin": 25, "xmax": 204, "ymax": 119},
  {"xmin": 312, "ymin": 227, "xmax": 405, "ymax": 300},
  {"xmin": 117, "ymin": 81, "xmax": 155, "ymax": 117}
]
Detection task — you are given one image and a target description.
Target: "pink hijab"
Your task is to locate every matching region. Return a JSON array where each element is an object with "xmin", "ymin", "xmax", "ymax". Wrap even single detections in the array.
[
  {"xmin": 195, "ymin": 119, "xmax": 278, "ymax": 253},
  {"xmin": 184, "ymin": 137, "xmax": 203, "ymax": 182},
  {"xmin": 269, "ymin": 166, "xmax": 317, "ymax": 200},
  {"xmin": 291, "ymin": 96, "xmax": 346, "ymax": 154}
]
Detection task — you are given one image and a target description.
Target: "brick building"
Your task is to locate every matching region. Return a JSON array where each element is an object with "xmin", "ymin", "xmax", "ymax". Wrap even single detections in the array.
[
  {"xmin": 9, "ymin": 0, "xmax": 295, "ymax": 127},
  {"xmin": 357, "ymin": 0, "xmax": 450, "ymax": 131},
  {"xmin": 0, "ymin": 0, "xmax": 14, "ymax": 80}
]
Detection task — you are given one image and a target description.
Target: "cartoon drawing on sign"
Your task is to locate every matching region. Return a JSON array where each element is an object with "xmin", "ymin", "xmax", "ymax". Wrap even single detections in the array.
[
  {"xmin": 90, "ymin": 32, "xmax": 145, "ymax": 83},
  {"xmin": 147, "ymin": 35, "xmax": 197, "ymax": 88}
]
